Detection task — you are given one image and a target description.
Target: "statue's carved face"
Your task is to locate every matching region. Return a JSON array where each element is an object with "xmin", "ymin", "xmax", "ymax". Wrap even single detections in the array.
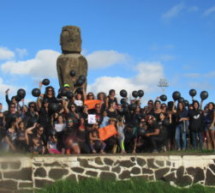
[{"xmin": 60, "ymin": 26, "xmax": 81, "ymax": 53}]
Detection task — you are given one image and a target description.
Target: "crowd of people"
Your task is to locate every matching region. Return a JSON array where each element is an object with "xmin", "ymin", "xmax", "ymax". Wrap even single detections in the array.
[{"xmin": 0, "ymin": 83, "xmax": 215, "ymax": 155}]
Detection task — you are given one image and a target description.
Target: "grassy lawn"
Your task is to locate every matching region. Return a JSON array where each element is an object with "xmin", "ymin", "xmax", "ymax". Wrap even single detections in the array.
[
  {"xmin": 35, "ymin": 179, "xmax": 215, "ymax": 193},
  {"xmin": 0, "ymin": 149, "xmax": 215, "ymax": 157}
]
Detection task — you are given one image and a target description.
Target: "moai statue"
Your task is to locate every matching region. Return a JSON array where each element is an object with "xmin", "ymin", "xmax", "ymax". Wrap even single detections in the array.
[{"xmin": 57, "ymin": 26, "xmax": 88, "ymax": 92}]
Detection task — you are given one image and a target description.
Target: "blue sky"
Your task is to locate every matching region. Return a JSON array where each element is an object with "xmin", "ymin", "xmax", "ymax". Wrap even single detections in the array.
[{"xmin": 0, "ymin": 0, "xmax": 215, "ymax": 108}]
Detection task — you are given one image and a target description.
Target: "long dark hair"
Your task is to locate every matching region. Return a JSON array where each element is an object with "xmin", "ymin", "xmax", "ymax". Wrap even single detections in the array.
[
  {"xmin": 44, "ymin": 86, "xmax": 56, "ymax": 97},
  {"xmin": 177, "ymin": 101, "xmax": 185, "ymax": 112},
  {"xmin": 192, "ymin": 100, "xmax": 200, "ymax": 110}
]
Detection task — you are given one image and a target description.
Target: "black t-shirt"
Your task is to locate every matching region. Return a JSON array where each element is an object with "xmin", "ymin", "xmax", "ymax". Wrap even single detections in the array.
[
  {"xmin": 153, "ymin": 112, "xmax": 161, "ymax": 122},
  {"xmin": 158, "ymin": 119, "xmax": 169, "ymax": 137},
  {"xmin": 189, "ymin": 109, "xmax": 204, "ymax": 132},
  {"xmin": 38, "ymin": 108, "xmax": 52, "ymax": 128},
  {"xmin": 24, "ymin": 111, "xmax": 39, "ymax": 128},
  {"xmin": 124, "ymin": 128, "xmax": 136, "ymax": 142},
  {"xmin": 43, "ymin": 96, "xmax": 58, "ymax": 104},
  {"xmin": 147, "ymin": 121, "xmax": 160, "ymax": 133},
  {"xmin": 107, "ymin": 110, "xmax": 118, "ymax": 118},
  {"xmin": 76, "ymin": 129, "xmax": 87, "ymax": 143}
]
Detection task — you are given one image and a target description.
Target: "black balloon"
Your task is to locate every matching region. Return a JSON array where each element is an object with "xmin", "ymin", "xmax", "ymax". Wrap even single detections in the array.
[
  {"xmin": 66, "ymin": 91, "xmax": 73, "ymax": 99},
  {"xmin": 167, "ymin": 101, "xmax": 174, "ymax": 110},
  {"xmin": 172, "ymin": 91, "xmax": 181, "ymax": 101},
  {"xmin": 178, "ymin": 97, "xmax": 184, "ymax": 103},
  {"xmin": 49, "ymin": 103, "xmax": 59, "ymax": 113},
  {"xmin": 200, "ymin": 91, "xmax": 208, "ymax": 101},
  {"xmin": 120, "ymin": 89, "xmax": 127, "ymax": 98},
  {"xmin": 189, "ymin": 89, "xmax": 197, "ymax": 97},
  {"xmin": 184, "ymin": 100, "xmax": 189, "ymax": 107},
  {"xmin": 17, "ymin": 89, "xmax": 26, "ymax": 99},
  {"xmin": 76, "ymin": 87, "xmax": 83, "ymax": 94},
  {"xmin": 15, "ymin": 95, "xmax": 22, "ymax": 102},
  {"xmin": 132, "ymin": 91, "xmax": 138, "ymax": 98},
  {"xmin": 75, "ymin": 78, "xmax": 84, "ymax": 87},
  {"xmin": 42, "ymin": 79, "xmax": 50, "ymax": 86},
  {"xmin": 70, "ymin": 70, "xmax": 76, "ymax": 77},
  {"xmin": 160, "ymin": 94, "xmax": 167, "ymax": 102},
  {"xmin": 138, "ymin": 90, "xmax": 144, "ymax": 98},
  {"xmin": 79, "ymin": 75, "xmax": 86, "ymax": 82},
  {"xmin": 32, "ymin": 88, "xmax": 41, "ymax": 97}
]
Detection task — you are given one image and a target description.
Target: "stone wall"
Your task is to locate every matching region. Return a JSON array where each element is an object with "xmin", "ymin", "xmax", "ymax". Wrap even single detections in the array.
[{"xmin": 0, "ymin": 154, "xmax": 215, "ymax": 193}]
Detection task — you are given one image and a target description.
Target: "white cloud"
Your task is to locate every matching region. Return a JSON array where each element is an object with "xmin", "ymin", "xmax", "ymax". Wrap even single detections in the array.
[
  {"xmin": 1, "ymin": 49, "xmax": 60, "ymax": 78},
  {"xmin": 0, "ymin": 47, "xmax": 15, "ymax": 60},
  {"xmin": 0, "ymin": 78, "xmax": 18, "ymax": 98},
  {"xmin": 162, "ymin": 4, "xmax": 199, "ymax": 21},
  {"xmin": 134, "ymin": 62, "xmax": 164, "ymax": 86},
  {"xmin": 88, "ymin": 62, "xmax": 164, "ymax": 98},
  {"xmin": 86, "ymin": 50, "xmax": 129, "ymax": 69},
  {"xmin": 204, "ymin": 6, "xmax": 215, "ymax": 16},
  {"xmin": 162, "ymin": 3, "xmax": 185, "ymax": 20},
  {"xmin": 1, "ymin": 49, "xmax": 129, "ymax": 80}
]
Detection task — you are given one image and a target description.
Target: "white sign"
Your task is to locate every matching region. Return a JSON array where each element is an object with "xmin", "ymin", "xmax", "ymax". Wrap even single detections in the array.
[{"xmin": 88, "ymin": 114, "xmax": 97, "ymax": 124}]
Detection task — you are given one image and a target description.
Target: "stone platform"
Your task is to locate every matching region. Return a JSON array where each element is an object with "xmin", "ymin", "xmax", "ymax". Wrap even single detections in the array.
[{"xmin": 0, "ymin": 154, "xmax": 215, "ymax": 192}]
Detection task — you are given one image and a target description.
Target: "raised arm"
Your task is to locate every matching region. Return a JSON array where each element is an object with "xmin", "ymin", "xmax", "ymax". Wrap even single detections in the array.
[
  {"xmin": 5, "ymin": 89, "xmax": 11, "ymax": 106},
  {"xmin": 25, "ymin": 123, "xmax": 37, "ymax": 145}
]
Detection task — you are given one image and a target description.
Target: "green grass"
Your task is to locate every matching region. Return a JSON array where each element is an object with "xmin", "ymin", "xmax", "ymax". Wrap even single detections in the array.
[
  {"xmin": 0, "ymin": 149, "xmax": 214, "ymax": 157},
  {"xmin": 35, "ymin": 179, "xmax": 215, "ymax": 193}
]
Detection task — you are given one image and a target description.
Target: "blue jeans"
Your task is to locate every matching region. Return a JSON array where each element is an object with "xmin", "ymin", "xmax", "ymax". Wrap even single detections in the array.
[
  {"xmin": 191, "ymin": 131, "xmax": 203, "ymax": 150},
  {"xmin": 175, "ymin": 123, "xmax": 187, "ymax": 149}
]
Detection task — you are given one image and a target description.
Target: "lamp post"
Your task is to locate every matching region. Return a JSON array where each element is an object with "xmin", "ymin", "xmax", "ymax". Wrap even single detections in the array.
[{"xmin": 158, "ymin": 78, "xmax": 169, "ymax": 93}]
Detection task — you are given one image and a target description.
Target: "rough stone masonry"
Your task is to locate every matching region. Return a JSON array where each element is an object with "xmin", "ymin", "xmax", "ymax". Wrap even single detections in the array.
[{"xmin": 0, "ymin": 155, "xmax": 215, "ymax": 193}]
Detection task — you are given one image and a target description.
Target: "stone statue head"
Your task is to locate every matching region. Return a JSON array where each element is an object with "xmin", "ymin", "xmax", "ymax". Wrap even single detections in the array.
[{"xmin": 60, "ymin": 26, "xmax": 82, "ymax": 54}]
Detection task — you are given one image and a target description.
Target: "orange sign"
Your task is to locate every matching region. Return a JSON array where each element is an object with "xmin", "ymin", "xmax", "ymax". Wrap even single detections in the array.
[
  {"xmin": 84, "ymin": 100, "xmax": 102, "ymax": 110},
  {"xmin": 99, "ymin": 125, "xmax": 118, "ymax": 141}
]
